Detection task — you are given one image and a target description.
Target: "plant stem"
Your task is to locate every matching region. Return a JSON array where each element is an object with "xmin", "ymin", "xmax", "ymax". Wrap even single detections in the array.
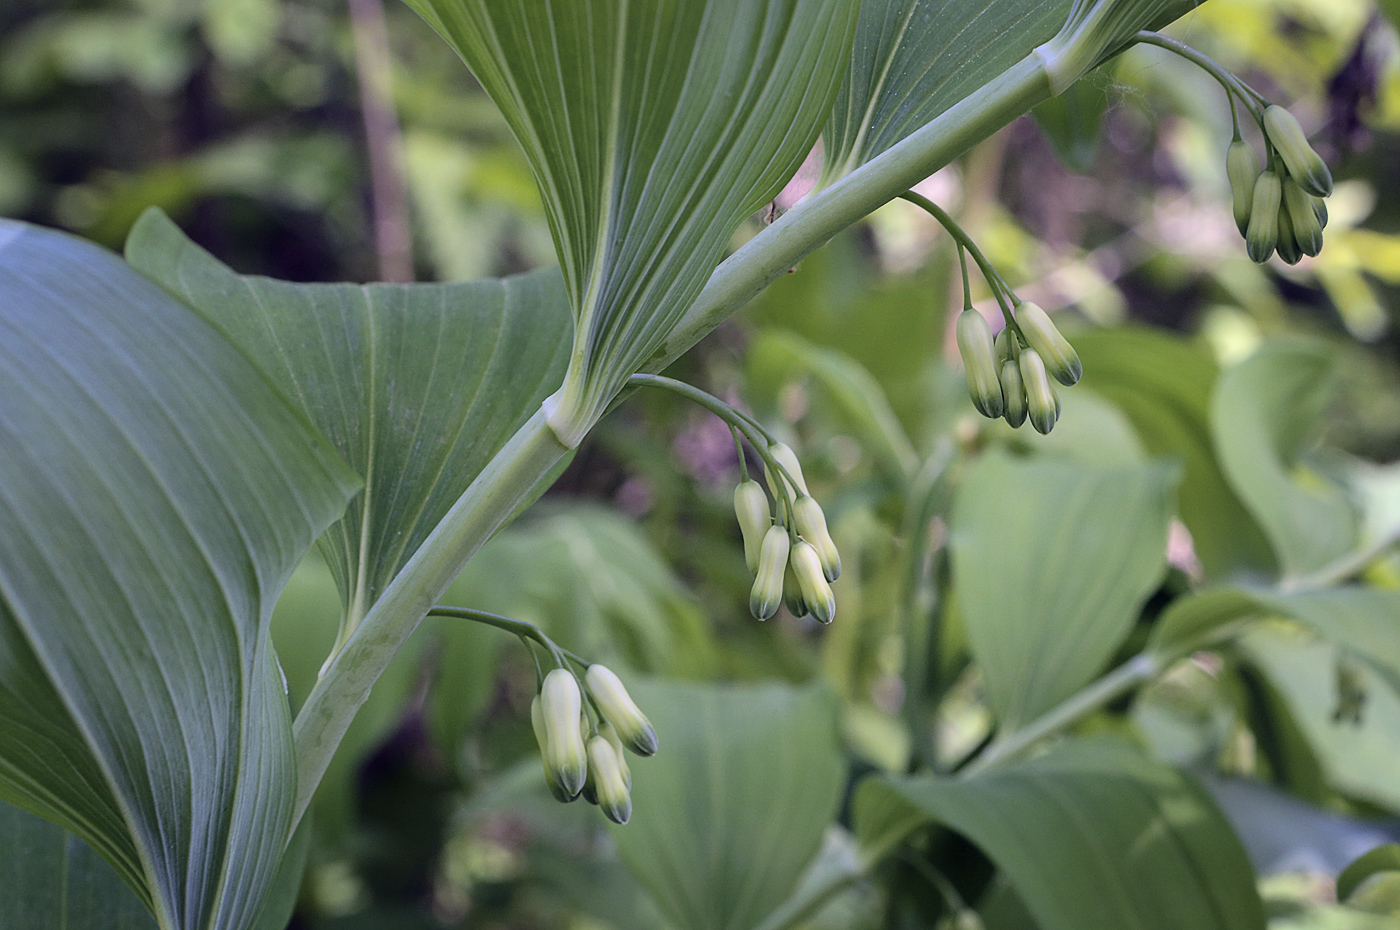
[
  {"xmin": 1133, "ymin": 31, "xmax": 1267, "ymax": 125},
  {"xmin": 427, "ymin": 606, "xmax": 567, "ymax": 667},
  {"xmin": 962, "ymin": 653, "xmax": 1159, "ymax": 776},
  {"xmin": 899, "ymin": 190, "xmax": 1016, "ymax": 318}
]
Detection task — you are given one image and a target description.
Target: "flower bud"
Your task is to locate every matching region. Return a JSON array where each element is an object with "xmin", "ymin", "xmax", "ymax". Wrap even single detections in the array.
[
  {"xmin": 1019, "ymin": 349, "xmax": 1058, "ymax": 435},
  {"xmin": 1245, "ymin": 170, "xmax": 1282, "ymax": 264},
  {"xmin": 782, "ymin": 563, "xmax": 807, "ymax": 618},
  {"xmin": 585, "ymin": 664, "xmax": 658, "ymax": 756},
  {"xmin": 793, "ymin": 494, "xmax": 840, "ymax": 581},
  {"xmin": 733, "ymin": 480, "xmax": 770, "ymax": 572},
  {"xmin": 765, "ymin": 442, "xmax": 808, "ymax": 499},
  {"xmin": 955, "ymin": 309, "xmax": 1004, "ymax": 418},
  {"xmin": 790, "ymin": 540, "xmax": 835, "ymax": 624},
  {"xmin": 750, "ymin": 525, "xmax": 789, "ymax": 620},
  {"xmin": 1312, "ymin": 194, "xmax": 1328, "ymax": 230},
  {"xmin": 1274, "ymin": 203, "xmax": 1303, "ymax": 265},
  {"xmin": 1226, "ymin": 139, "xmax": 1258, "ymax": 237},
  {"xmin": 995, "ymin": 328, "xmax": 1018, "ymax": 363},
  {"xmin": 531, "ymin": 696, "xmax": 577, "ymax": 803},
  {"xmin": 586, "ymin": 736, "xmax": 632, "ymax": 825},
  {"xmin": 1013, "ymin": 301, "xmax": 1081, "ymax": 386},
  {"xmin": 999, "ymin": 359, "xmax": 1028, "ymax": 429},
  {"xmin": 1263, "ymin": 105, "xmax": 1332, "ymax": 198},
  {"xmin": 1282, "ymin": 178, "xmax": 1322, "ymax": 257},
  {"xmin": 599, "ymin": 722, "xmax": 631, "ymax": 790},
  {"xmin": 540, "ymin": 670, "xmax": 587, "ymax": 800}
]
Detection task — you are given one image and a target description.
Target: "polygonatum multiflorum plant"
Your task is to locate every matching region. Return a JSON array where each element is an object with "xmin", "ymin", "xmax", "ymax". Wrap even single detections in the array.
[{"xmin": 1, "ymin": 1, "xmax": 1393, "ymax": 929}]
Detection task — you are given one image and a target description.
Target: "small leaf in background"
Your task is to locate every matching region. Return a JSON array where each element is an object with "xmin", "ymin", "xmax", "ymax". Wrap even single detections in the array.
[
  {"xmin": 1338, "ymin": 844, "xmax": 1400, "ymax": 903},
  {"xmin": 0, "ymin": 221, "xmax": 358, "ymax": 928},
  {"xmin": 1075, "ymin": 328, "xmax": 1274, "ymax": 581},
  {"xmin": 612, "ymin": 679, "xmax": 844, "ymax": 930},
  {"xmin": 1211, "ymin": 340, "xmax": 1359, "ymax": 581},
  {"xmin": 1031, "ymin": 66, "xmax": 1113, "ymax": 173},
  {"xmin": 0, "ymin": 801, "xmax": 158, "ymax": 930},
  {"xmin": 404, "ymin": 0, "xmax": 859, "ymax": 436},
  {"xmin": 856, "ymin": 739, "xmax": 1266, "ymax": 930},
  {"xmin": 126, "ymin": 209, "xmax": 574, "ymax": 621},
  {"xmin": 951, "ymin": 454, "xmax": 1177, "ymax": 728}
]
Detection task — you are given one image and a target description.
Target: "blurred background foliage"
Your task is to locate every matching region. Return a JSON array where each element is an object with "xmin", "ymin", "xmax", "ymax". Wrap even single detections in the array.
[{"xmin": 5, "ymin": 0, "xmax": 1400, "ymax": 928}]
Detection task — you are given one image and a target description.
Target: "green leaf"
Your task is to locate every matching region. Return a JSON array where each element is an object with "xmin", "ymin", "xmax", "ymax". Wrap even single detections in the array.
[
  {"xmin": 1032, "ymin": 66, "xmax": 1112, "ymax": 173},
  {"xmin": 0, "ymin": 221, "xmax": 358, "ymax": 928},
  {"xmin": 0, "ymin": 800, "xmax": 158, "ymax": 930},
  {"xmin": 1211, "ymin": 341, "xmax": 1358, "ymax": 581},
  {"xmin": 612, "ymin": 680, "xmax": 845, "ymax": 930},
  {"xmin": 855, "ymin": 739, "xmax": 1266, "ymax": 930},
  {"xmin": 404, "ymin": 0, "xmax": 859, "ymax": 441},
  {"xmin": 950, "ymin": 454, "xmax": 1177, "ymax": 728},
  {"xmin": 125, "ymin": 209, "xmax": 574, "ymax": 621},
  {"xmin": 1339, "ymin": 845, "xmax": 1400, "ymax": 903},
  {"xmin": 1075, "ymin": 327, "xmax": 1274, "ymax": 581}
]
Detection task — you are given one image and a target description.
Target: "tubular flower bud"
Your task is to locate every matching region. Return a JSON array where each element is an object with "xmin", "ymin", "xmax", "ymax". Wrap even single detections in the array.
[
  {"xmin": 790, "ymin": 540, "xmax": 835, "ymax": 624},
  {"xmin": 1274, "ymin": 202, "xmax": 1303, "ymax": 265},
  {"xmin": 532, "ymin": 696, "xmax": 576, "ymax": 803},
  {"xmin": 999, "ymin": 359, "xmax": 1028, "ymax": 429},
  {"xmin": 1245, "ymin": 170, "xmax": 1282, "ymax": 264},
  {"xmin": 1226, "ymin": 139, "xmax": 1258, "ymax": 237},
  {"xmin": 1014, "ymin": 301, "xmax": 1081, "ymax": 386},
  {"xmin": 1282, "ymin": 178, "xmax": 1323, "ymax": 257},
  {"xmin": 585, "ymin": 664, "xmax": 658, "ymax": 757},
  {"xmin": 599, "ymin": 722, "xmax": 631, "ymax": 790},
  {"xmin": 783, "ymin": 563, "xmax": 809, "ymax": 618},
  {"xmin": 1312, "ymin": 195, "xmax": 1328, "ymax": 230},
  {"xmin": 1019, "ymin": 349, "xmax": 1058, "ymax": 435},
  {"xmin": 586, "ymin": 736, "xmax": 632, "ymax": 825},
  {"xmin": 540, "ymin": 670, "xmax": 587, "ymax": 800},
  {"xmin": 995, "ymin": 328, "xmax": 1018, "ymax": 363},
  {"xmin": 765, "ymin": 442, "xmax": 809, "ymax": 498},
  {"xmin": 955, "ymin": 309, "xmax": 1004, "ymax": 418},
  {"xmin": 793, "ymin": 495, "xmax": 840, "ymax": 581},
  {"xmin": 1263, "ymin": 105, "xmax": 1333, "ymax": 197},
  {"xmin": 750, "ymin": 525, "xmax": 790, "ymax": 620},
  {"xmin": 733, "ymin": 480, "xmax": 770, "ymax": 572}
]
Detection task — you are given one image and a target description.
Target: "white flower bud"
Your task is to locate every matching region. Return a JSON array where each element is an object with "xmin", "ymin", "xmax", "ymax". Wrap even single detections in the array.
[
  {"xmin": 585, "ymin": 664, "xmax": 658, "ymax": 756},
  {"xmin": 790, "ymin": 540, "xmax": 835, "ymax": 624},
  {"xmin": 540, "ymin": 669, "xmax": 587, "ymax": 800},
  {"xmin": 793, "ymin": 495, "xmax": 840, "ymax": 581},
  {"xmin": 733, "ymin": 480, "xmax": 771, "ymax": 572},
  {"xmin": 765, "ymin": 442, "xmax": 809, "ymax": 498},
  {"xmin": 587, "ymin": 736, "xmax": 632, "ymax": 825},
  {"xmin": 750, "ymin": 525, "xmax": 789, "ymax": 620},
  {"xmin": 599, "ymin": 722, "xmax": 631, "ymax": 790}
]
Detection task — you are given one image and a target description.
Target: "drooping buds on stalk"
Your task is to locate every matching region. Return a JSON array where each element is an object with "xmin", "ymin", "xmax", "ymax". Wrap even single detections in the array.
[
  {"xmin": 1013, "ymin": 301, "xmax": 1081, "ymax": 386},
  {"xmin": 733, "ymin": 480, "xmax": 771, "ymax": 572},
  {"xmin": 1246, "ymin": 170, "xmax": 1282, "ymax": 264},
  {"xmin": 586, "ymin": 736, "xmax": 633, "ymax": 825},
  {"xmin": 955, "ymin": 309, "xmax": 1004, "ymax": 418},
  {"xmin": 765, "ymin": 441, "xmax": 809, "ymax": 499},
  {"xmin": 750, "ymin": 524, "xmax": 789, "ymax": 620},
  {"xmin": 540, "ymin": 669, "xmax": 588, "ymax": 800},
  {"xmin": 793, "ymin": 495, "xmax": 840, "ymax": 582},
  {"xmin": 1019, "ymin": 348, "xmax": 1059, "ymax": 435},
  {"xmin": 585, "ymin": 664, "xmax": 657, "ymax": 757},
  {"xmin": 790, "ymin": 540, "xmax": 835, "ymax": 624},
  {"xmin": 1226, "ymin": 139, "xmax": 1258, "ymax": 237},
  {"xmin": 1282, "ymin": 178, "xmax": 1323, "ymax": 257},
  {"xmin": 999, "ymin": 359, "xmax": 1029, "ymax": 429},
  {"xmin": 1263, "ymin": 105, "xmax": 1333, "ymax": 198}
]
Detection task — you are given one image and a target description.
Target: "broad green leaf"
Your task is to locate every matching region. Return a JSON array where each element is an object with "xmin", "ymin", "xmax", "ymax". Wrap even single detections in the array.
[
  {"xmin": 405, "ymin": 0, "xmax": 859, "ymax": 441},
  {"xmin": 612, "ymin": 680, "xmax": 844, "ymax": 930},
  {"xmin": 0, "ymin": 221, "xmax": 358, "ymax": 928},
  {"xmin": 1211, "ymin": 341, "xmax": 1358, "ymax": 581},
  {"xmin": 1076, "ymin": 327, "xmax": 1274, "ymax": 581},
  {"xmin": 0, "ymin": 800, "xmax": 157, "ymax": 930},
  {"xmin": 950, "ymin": 454, "xmax": 1177, "ymax": 728},
  {"xmin": 855, "ymin": 739, "xmax": 1266, "ymax": 930},
  {"xmin": 126, "ymin": 209, "xmax": 574, "ymax": 621}
]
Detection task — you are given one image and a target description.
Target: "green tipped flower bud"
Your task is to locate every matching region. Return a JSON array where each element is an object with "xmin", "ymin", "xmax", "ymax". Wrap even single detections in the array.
[
  {"xmin": 1019, "ymin": 349, "xmax": 1058, "ymax": 435},
  {"xmin": 733, "ymin": 480, "xmax": 770, "ymax": 572},
  {"xmin": 1226, "ymin": 138, "xmax": 1258, "ymax": 237},
  {"xmin": 1282, "ymin": 178, "xmax": 1323, "ymax": 257},
  {"xmin": 995, "ymin": 328, "xmax": 1019, "ymax": 363},
  {"xmin": 532, "ymin": 696, "xmax": 576, "ymax": 803},
  {"xmin": 585, "ymin": 664, "xmax": 658, "ymax": 757},
  {"xmin": 955, "ymin": 309, "xmax": 1004, "ymax": 418},
  {"xmin": 1274, "ymin": 199, "xmax": 1303, "ymax": 265},
  {"xmin": 750, "ymin": 525, "xmax": 789, "ymax": 620},
  {"xmin": 599, "ymin": 722, "xmax": 631, "ymax": 790},
  {"xmin": 999, "ymin": 359, "xmax": 1028, "ymax": 429},
  {"xmin": 1263, "ymin": 105, "xmax": 1332, "ymax": 197},
  {"xmin": 1245, "ymin": 170, "xmax": 1282, "ymax": 264},
  {"xmin": 783, "ymin": 563, "xmax": 808, "ymax": 618},
  {"xmin": 1014, "ymin": 301, "xmax": 1081, "ymax": 386},
  {"xmin": 765, "ymin": 442, "xmax": 808, "ymax": 498},
  {"xmin": 586, "ymin": 736, "xmax": 632, "ymax": 825},
  {"xmin": 793, "ymin": 495, "xmax": 840, "ymax": 582},
  {"xmin": 1312, "ymin": 194, "xmax": 1328, "ymax": 230},
  {"xmin": 790, "ymin": 540, "xmax": 835, "ymax": 624},
  {"xmin": 540, "ymin": 670, "xmax": 587, "ymax": 800}
]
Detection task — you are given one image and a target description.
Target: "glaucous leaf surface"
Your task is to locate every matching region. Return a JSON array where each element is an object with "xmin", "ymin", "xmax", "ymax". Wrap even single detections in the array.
[
  {"xmin": 126, "ymin": 209, "xmax": 574, "ymax": 620},
  {"xmin": 0, "ymin": 221, "xmax": 358, "ymax": 928},
  {"xmin": 856, "ymin": 739, "xmax": 1266, "ymax": 930},
  {"xmin": 1211, "ymin": 341, "xmax": 1358, "ymax": 581},
  {"xmin": 612, "ymin": 680, "xmax": 844, "ymax": 930},
  {"xmin": 0, "ymin": 800, "xmax": 157, "ymax": 930},
  {"xmin": 950, "ymin": 454, "xmax": 1176, "ymax": 728},
  {"xmin": 402, "ymin": 0, "xmax": 859, "ymax": 439}
]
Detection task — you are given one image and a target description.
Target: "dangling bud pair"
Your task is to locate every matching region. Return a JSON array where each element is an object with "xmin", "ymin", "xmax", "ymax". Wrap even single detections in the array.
[
  {"xmin": 957, "ymin": 302, "xmax": 1079, "ymax": 435},
  {"xmin": 1228, "ymin": 106, "xmax": 1331, "ymax": 265},
  {"xmin": 531, "ymin": 665, "xmax": 656, "ymax": 824}
]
